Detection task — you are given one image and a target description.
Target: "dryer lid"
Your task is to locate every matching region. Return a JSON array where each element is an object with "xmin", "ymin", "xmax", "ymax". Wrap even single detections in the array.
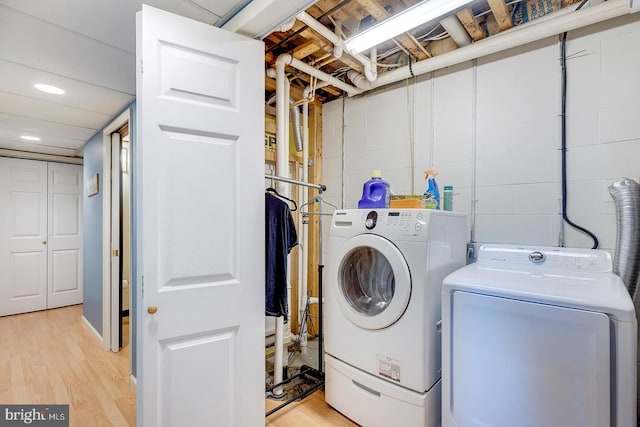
[
  {"xmin": 333, "ymin": 234, "xmax": 411, "ymax": 330},
  {"xmin": 443, "ymin": 244, "xmax": 636, "ymax": 323}
]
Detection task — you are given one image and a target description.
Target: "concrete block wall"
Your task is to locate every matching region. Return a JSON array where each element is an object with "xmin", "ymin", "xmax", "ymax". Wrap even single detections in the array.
[
  {"xmin": 322, "ymin": 14, "xmax": 640, "ymax": 255},
  {"xmin": 321, "ymin": 15, "xmax": 640, "ymax": 414}
]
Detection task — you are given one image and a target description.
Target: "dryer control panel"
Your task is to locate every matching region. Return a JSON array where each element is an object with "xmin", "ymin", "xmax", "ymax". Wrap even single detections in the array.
[{"xmin": 477, "ymin": 244, "xmax": 612, "ymax": 273}]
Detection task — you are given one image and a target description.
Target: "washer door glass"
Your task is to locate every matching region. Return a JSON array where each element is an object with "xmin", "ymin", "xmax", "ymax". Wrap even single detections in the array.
[
  {"xmin": 340, "ymin": 247, "xmax": 395, "ymax": 316},
  {"xmin": 334, "ymin": 234, "xmax": 411, "ymax": 330}
]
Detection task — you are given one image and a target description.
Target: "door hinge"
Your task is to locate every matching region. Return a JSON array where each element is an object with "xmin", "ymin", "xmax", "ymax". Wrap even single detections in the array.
[{"xmin": 113, "ymin": 249, "xmax": 119, "ymax": 257}]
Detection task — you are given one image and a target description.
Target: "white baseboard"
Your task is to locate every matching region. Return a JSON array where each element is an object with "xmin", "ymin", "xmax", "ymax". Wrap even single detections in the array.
[{"xmin": 81, "ymin": 315, "xmax": 103, "ymax": 345}]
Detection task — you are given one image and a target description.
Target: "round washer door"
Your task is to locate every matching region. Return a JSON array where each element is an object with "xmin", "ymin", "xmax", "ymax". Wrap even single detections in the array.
[{"xmin": 333, "ymin": 234, "xmax": 411, "ymax": 330}]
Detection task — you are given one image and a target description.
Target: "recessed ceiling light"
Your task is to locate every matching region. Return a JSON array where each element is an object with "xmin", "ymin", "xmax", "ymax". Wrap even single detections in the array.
[
  {"xmin": 34, "ymin": 83, "xmax": 65, "ymax": 95},
  {"xmin": 20, "ymin": 135, "xmax": 41, "ymax": 141}
]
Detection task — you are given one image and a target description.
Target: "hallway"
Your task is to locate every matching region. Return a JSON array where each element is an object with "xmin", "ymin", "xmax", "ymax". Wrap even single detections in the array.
[{"xmin": 0, "ymin": 305, "xmax": 135, "ymax": 426}]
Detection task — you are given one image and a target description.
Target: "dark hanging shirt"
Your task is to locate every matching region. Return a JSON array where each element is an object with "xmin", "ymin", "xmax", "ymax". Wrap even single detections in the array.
[{"xmin": 265, "ymin": 193, "xmax": 298, "ymax": 320}]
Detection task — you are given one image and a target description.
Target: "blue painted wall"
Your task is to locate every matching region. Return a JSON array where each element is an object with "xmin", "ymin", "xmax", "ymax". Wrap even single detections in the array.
[
  {"xmin": 82, "ymin": 131, "xmax": 104, "ymax": 334},
  {"xmin": 82, "ymin": 101, "xmax": 137, "ymax": 378}
]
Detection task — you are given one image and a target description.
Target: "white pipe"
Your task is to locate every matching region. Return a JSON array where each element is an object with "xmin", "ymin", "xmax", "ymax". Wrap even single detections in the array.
[
  {"xmin": 297, "ymin": 11, "xmax": 344, "ymax": 57},
  {"xmin": 276, "ymin": 54, "xmax": 360, "ymax": 96},
  {"xmin": 273, "ymin": 317, "xmax": 284, "ymax": 396},
  {"xmin": 347, "ymin": 70, "xmax": 372, "ymax": 90},
  {"xmin": 440, "ymin": 15, "xmax": 472, "ymax": 47},
  {"xmin": 282, "ymin": 79, "xmax": 292, "ymax": 355},
  {"xmin": 371, "ymin": 0, "xmax": 632, "ymax": 89},
  {"xmin": 300, "ymin": 100, "xmax": 310, "ymax": 350},
  {"xmin": 273, "ymin": 57, "xmax": 290, "ymax": 394},
  {"xmin": 296, "ymin": 12, "xmax": 377, "ymax": 82}
]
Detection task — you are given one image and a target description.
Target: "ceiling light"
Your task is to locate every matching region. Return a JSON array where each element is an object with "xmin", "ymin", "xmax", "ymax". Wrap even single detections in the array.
[
  {"xmin": 344, "ymin": 0, "xmax": 475, "ymax": 54},
  {"xmin": 34, "ymin": 84, "xmax": 65, "ymax": 95},
  {"xmin": 20, "ymin": 135, "xmax": 41, "ymax": 141}
]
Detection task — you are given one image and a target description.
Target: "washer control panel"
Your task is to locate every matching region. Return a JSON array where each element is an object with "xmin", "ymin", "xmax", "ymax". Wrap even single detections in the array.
[
  {"xmin": 384, "ymin": 211, "xmax": 423, "ymax": 232},
  {"xmin": 355, "ymin": 209, "xmax": 432, "ymax": 239}
]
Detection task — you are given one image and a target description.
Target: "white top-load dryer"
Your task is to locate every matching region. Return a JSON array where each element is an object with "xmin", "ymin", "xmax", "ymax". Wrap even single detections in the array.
[
  {"xmin": 442, "ymin": 244, "xmax": 637, "ymax": 427},
  {"xmin": 325, "ymin": 209, "xmax": 467, "ymax": 427}
]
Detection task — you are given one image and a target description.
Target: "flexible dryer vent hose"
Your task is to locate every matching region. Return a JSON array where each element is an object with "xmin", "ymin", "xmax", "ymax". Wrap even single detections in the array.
[{"xmin": 609, "ymin": 177, "xmax": 640, "ymax": 303}]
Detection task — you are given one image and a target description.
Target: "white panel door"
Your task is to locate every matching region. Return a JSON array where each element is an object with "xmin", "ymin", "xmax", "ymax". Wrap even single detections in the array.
[
  {"xmin": 0, "ymin": 157, "xmax": 48, "ymax": 316},
  {"xmin": 47, "ymin": 162, "xmax": 83, "ymax": 309},
  {"xmin": 137, "ymin": 6, "xmax": 264, "ymax": 427}
]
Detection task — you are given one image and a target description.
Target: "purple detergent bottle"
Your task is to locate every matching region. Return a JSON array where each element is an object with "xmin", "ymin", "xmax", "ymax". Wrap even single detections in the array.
[{"xmin": 358, "ymin": 170, "xmax": 390, "ymax": 209}]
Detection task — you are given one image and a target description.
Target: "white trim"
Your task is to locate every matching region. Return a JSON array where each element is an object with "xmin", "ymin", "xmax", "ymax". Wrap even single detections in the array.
[
  {"xmin": 129, "ymin": 374, "xmax": 137, "ymax": 392},
  {"xmin": 101, "ymin": 108, "xmax": 131, "ymax": 353},
  {"xmin": 81, "ymin": 315, "xmax": 103, "ymax": 344},
  {"xmin": 0, "ymin": 149, "xmax": 83, "ymax": 165},
  {"xmin": 110, "ymin": 132, "xmax": 122, "ymax": 352}
]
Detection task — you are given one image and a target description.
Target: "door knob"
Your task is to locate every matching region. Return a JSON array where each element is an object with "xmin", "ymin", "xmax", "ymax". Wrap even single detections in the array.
[
  {"xmin": 147, "ymin": 306, "xmax": 158, "ymax": 315},
  {"xmin": 42, "ymin": 241, "xmax": 47, "ymax": 245}
]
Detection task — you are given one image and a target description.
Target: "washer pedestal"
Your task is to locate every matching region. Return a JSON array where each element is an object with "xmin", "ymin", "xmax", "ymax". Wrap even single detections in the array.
[{"xmin": 325, "ymin": 354, "xmax": 441, "ymax": 427}]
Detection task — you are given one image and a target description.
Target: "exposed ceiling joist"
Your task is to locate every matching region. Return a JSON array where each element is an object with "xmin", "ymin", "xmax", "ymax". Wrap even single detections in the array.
[
  {"xmin": 293, "ymin": 40, "xmax": 322, "ymax": 59},
  {"xmin": 457, "ymin": 8, "xmax": 486, "ymax": 41},
  {"xmin": 487, "ymin": 0, "xmax": 513, "ymax": 30}
]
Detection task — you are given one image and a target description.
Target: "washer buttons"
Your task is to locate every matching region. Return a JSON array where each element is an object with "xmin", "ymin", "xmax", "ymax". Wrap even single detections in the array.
[{"xmin": 415, "ymin": 222, "xmax": 422, "ymax": 232}]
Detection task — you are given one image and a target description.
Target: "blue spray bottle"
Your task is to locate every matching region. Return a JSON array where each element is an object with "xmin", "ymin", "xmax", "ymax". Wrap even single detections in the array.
[{"xmin": 424, "ymin": 170, "xmax": 440, "ymax": 209}]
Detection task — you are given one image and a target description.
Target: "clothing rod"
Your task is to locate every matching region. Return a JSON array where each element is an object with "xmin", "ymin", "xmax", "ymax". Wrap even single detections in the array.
[
  {"xmin": 301, "ymin": 211, "xmax": 333, "ymax": 216},
  {"xmin": 265, "ymin": 174, "xmax": 326, "ymax": 192}
]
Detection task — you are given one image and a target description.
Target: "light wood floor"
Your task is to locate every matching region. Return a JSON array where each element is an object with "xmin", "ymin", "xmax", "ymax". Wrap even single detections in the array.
[
  {"xmin": 266, "ymin": 390, "xmax": 358, "ymax": 426},
  {"xmin": 1, "ymin": 305, "xmax": 357, "ymax": 426},
  {"xmin": 0, "ymin": 304, "xmax": 136, "ymax": 427}
]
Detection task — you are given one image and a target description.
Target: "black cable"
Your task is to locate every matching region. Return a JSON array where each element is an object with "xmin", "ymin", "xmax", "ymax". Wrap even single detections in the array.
[{"xmin": 560, "ymin": 0, "xmax": 598, "ymax": 249}]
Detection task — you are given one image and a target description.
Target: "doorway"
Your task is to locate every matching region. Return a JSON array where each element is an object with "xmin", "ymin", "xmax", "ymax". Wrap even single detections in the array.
[
  {"xmin": 101, "ymin": 108, "xmax": 134, "ymax": 383},
  {"xmin": 120, "ymin": 130, "xmax": 132, "ymax": 349}
]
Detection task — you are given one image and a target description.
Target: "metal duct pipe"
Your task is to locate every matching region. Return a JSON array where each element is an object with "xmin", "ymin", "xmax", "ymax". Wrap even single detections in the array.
[
  {"xmin": 290, "ymin": 102, "xmax": 303, "ymax": 152},
  {"xmin": 609, "ymin": 177, "xmax": 640, "ymax": 301},
  {"xmin": 266, "ymin": 95, "xmax": 303, "ymax": 152}
]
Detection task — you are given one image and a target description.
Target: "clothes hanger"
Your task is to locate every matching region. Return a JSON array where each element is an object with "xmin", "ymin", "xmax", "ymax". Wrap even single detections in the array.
[{"xmin": 266, "ymin": 187, "xmax": 298, "ymax": 211}]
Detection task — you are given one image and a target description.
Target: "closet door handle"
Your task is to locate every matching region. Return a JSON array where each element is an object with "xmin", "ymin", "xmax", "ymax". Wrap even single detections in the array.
[{"xmin": 42, "ymin": 240, "xmax": 47, "ymax": 245}]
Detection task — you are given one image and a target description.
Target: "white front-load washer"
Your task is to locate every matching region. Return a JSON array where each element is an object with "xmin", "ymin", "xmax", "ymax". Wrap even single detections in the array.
[
  {"xmin": 442, "ymin": 244, "xmax": 637, "ymax": 427},
  {"xmin": 325, "ymin": 209, "xmax": 467, "ymax": 427}
]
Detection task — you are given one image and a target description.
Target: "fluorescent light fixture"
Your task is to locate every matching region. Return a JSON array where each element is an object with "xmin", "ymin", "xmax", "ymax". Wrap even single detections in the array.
[
  {"xmin": 345, "ymin": 0, "xmax": 475, "ymax": 54},
  {"xmin": 34, "ymin": 83, "xmax": 65, "ymax": 95},
  {"xmin": 20, "ymin": 135, "xmax": 41, "ymax": 141}
]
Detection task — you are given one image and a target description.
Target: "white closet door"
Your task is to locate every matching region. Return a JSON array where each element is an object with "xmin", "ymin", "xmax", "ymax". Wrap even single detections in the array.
[
  {"xmin": 138, "ymin": 5, "xmax": 264, "ymax": 426},
  {"xmin": 0, "ymin": 158, "xmax": 48, "ymax": 316},
  {"xmin": 47, "ymin": 162, "xmax": 83, "ymax": 309}
]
